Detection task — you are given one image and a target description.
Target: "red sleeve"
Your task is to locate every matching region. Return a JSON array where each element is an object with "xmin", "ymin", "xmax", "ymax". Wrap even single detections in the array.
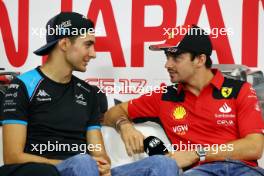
[
  {"xmin": 127, "ymin": 89, "xmax": 163, "ymax": 120},
  {"xmin": 236, "ymin": 82, "xmax": 264, "ymax": 137}
]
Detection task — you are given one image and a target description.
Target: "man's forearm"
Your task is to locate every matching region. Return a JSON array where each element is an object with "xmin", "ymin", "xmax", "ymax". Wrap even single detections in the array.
[
  {"xmin": 205, "ymin": 134, "xmax": 264, "ymax": 162},
  {"xmin": 4, "ymin": 152, "xmax": 61, "ymax": 165},
  {"xmin": 103, "ymin": 102, "xmax": 130, "ymax": 128}
]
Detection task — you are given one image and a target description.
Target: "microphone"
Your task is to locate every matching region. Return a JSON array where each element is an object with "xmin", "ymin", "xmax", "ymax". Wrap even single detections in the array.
[{"xmin": 143, "ymin": 136, "xmax": 168, "ymax": 156}]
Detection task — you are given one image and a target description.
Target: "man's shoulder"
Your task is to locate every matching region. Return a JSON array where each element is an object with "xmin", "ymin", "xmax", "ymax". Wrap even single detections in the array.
[
  {"xmin": 222, "ymin": 77, "xmax": 245, "ymax": 86},
  {"xmin": 213, "ymin": 77, "xmax": 246, "ymax": 99},
  {"xmin": 161, "ymin": 84, "xmax": 185, "ymax": 102},
  {"xmin": 14, "ymin": 68, "xmax": 43, "ymax": 98},
  {"xmin": 17, "ymin": 68, "xmax": 42, "ymax": 83},
  {"xmin": 221, "ymin": 77, "xmax": 247, "ymax": 95}
]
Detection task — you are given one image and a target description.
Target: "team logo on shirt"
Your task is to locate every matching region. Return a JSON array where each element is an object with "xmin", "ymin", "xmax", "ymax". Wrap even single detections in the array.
[
  {"xmin": 75, "ymin": 94, "xmax": 87, "ymax": 106},
  {"xmin": 219, "ymin": 103, "xmax": 232, "ymax": 113},
  {"xmin": 172, "ymin": 124, "xmax": 188, "ymax": 135},
  {"xmin": 255, "ymin": 103, "xmax": 261, "ymax": 111},
  {"xmin": 215, "ymin": 102, "xmax": 235, "ymax": 118},
  {"xmin": 77, "ymin": 83, "xmax": 91, "ymax": 93},
  {"xmin": 248, "ymin": 87, "xmax": 257, "ymax": 98},
  {"xmin": 36, "ymin": 89, "xmax": 51, "ymax": 102},
  {"xmin": 172, "ymin": 106, "xmax": 187, "ymax": 120},
  {"xmin": 221, "ymin": 87, "xmax": 233, "ymax": 98},
  {"xmin": 5, "ymin": 92, "xmax": 18, "ymax": 98},
  {"xmin": 37, "ymin": 89, "xmax": 50, "ymax": 97},
  {"xmin": 8, "ymin": 84, "xmax": 19, "ymax": 89},
  {"xmin": 217, "ymin": 120, "xmax": 234, "ymax": 126}
]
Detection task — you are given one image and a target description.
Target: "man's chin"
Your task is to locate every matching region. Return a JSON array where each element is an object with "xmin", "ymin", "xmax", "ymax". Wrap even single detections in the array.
[
  {"xmin": 74, "ymin": 67, "xmax": 87, "ymax": 72},
  {"xmin": 80, "ymin": 68, "xmax": 87, "ymax": 72},
  {"xmin": 170, "ymin": 77, "xmax": 178, "ymax": 83}
]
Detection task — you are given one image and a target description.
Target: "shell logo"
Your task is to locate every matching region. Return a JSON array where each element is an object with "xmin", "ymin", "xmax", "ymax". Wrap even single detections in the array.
[{"xmin": 172, "ymin": 106, "xmax": 187, "ymax": 120}]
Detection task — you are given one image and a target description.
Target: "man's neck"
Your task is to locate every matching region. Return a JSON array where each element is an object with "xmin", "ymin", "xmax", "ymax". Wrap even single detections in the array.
[
  {"xmin": 40, "ymin": 56, "xmax": 73, "ymax": 84},
  {"xmin": 184, "ymin": 69, "xmax": 214, "ymax": 96}
]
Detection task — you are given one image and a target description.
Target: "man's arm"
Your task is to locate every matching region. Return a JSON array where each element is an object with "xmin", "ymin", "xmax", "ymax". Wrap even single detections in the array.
[
  {"xmin": 103, "ymin": 102, "xmax": 145, "ymax": 156},
  {"xmin": 103, "ymin": 102, "xmax": 129, "ymax": 128},
  {"xmin": 168, "ymin": 133, "xmax": 264, "ymax": 168},
  {"xmin": 86, "ymin": 129, "xmax": 111, "ymax": 176},
  {"xmin": 3, "ymin": 124, "xmax": 61, "ymax": 165},
  {"xmin": 86, "ymin": 129, "xmax": 110, "ymax": 162},
  {"xmin": 206, "ymin": 133, "xmax": 264, "ymax": 161}
]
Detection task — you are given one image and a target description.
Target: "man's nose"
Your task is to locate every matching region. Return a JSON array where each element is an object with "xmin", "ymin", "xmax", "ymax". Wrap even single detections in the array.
[
  {"xmin": 89, "ymin": 46, "xmax": 96, "ymax": 59},
  {"xmin": 165, "ymin": 57, "xmax": 174, "ymax": 69}
]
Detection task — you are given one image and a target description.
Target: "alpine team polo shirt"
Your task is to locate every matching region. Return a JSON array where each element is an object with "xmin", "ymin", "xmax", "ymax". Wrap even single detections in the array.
[{"xmin": 1, "ymin": 67, "xmax": 103, "ymax": 159}]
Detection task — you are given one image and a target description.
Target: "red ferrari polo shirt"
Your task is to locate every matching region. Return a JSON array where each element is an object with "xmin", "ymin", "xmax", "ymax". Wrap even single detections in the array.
[{"xmin": 128, "ymin": 69, "xmax": 264, "ymax": 166}]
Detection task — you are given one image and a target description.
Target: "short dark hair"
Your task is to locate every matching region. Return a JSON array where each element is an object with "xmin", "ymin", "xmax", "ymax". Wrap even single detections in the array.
[
  {"xmin": 49, "ymin": 35, "xmax": 85, "ymax": 55},
  {"xmin": 165, "ymin": 50, "xmax": 212, "ymax": 68},
  {"xmin": 189, "ymin": 52, "xmax": 212, "ymax": 68},
  {"xmin": 68, "ymin": 35, "xmax": 79, "ymax": 43}
]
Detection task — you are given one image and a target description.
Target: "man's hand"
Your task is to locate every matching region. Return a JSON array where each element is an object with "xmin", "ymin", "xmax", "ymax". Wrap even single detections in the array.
[
  {"xmin": 119, "ymin": 123, "xmax": 145, "ymax": 156},
  {"xmin": 166, "ymin": 151, "xmax": 199, "ymax": 168},
  {"xmin": 93, "ymin": 156, "xmax": 111, "ymax": 176}
]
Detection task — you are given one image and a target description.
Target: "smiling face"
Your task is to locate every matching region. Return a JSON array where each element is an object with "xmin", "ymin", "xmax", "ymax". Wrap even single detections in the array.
[
  {"xmin": 165, "ymin": 52, "xmax": 197, "ymax": 83},
  {"xmin": 65, "ymin": 32, "xmax": 96, "ymax": 72}
]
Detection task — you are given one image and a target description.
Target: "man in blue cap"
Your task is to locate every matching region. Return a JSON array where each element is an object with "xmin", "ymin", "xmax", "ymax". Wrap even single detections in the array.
[{"xmin": 1, "ymin": 12, "xmax": 179, "ymax": 176}]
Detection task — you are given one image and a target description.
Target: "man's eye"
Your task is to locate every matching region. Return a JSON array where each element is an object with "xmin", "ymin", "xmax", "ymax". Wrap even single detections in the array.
[
  {"xmin": 85, "ymin": 43, "xmax": 92, "ymax": 47},
  {"xmin": 173, "ymin": 58, "xmax": 182, "ymax": 63}
]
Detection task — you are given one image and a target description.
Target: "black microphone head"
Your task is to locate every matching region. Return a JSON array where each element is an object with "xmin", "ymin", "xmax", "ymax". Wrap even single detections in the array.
[{"xmin": 143, "ymin": 136, "xmax": 168, "ymax": 156}]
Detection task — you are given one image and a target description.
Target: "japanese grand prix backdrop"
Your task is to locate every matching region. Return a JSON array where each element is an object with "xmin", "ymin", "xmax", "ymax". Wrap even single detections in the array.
[{"xmin": 0, "ymin": 0, "xmax": 264, "ymax": 102}]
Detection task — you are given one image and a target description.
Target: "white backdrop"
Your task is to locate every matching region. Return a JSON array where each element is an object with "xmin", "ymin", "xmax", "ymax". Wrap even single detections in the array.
[{"xmin": 0, "ymin": 0, "xmax": 264, "ymax": 102}]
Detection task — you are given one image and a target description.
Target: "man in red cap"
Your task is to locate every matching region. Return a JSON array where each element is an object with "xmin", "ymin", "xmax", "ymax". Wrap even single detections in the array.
[{"xmin": 104, "ymin": 24, "xmax": 264, "ymax": 175}]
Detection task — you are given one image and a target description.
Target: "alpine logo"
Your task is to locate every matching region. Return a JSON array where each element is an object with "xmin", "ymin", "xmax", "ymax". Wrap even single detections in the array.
[
  {"xmin": 75, "ymin": 94, "xmax": 87, "ymax": 106},
  {"xmin": 37, "ymin": 89, "xmax": 50, "ymax": 97},
  {"xmin": 219, "ymin": 103, "xmax": 232, "ymax": 113},
  {"xmin": 75, "ymin": 94, "xmax": 85, "ymax": 101}
]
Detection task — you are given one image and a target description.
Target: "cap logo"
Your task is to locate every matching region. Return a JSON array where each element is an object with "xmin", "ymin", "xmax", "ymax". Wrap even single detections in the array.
[
  {"xmin": 167, "ymin": 48, "xmax": 178, "ymax": 53},
  {"xmin": 168, "ymin": 31, "xmax": 175, "ymax": 39},
  {"xmin": 57, "ymin": 20, "xmax": 72, "ymax": 28}
]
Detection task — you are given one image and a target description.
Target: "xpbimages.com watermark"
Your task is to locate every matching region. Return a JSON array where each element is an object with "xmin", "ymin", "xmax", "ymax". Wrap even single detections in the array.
[
  {"xmin": 165, "ymin": 141, "xmax": 234, "ymax": 154},
  {"xmin": 163, "ymin": 25, "xmax": 234, "ymax": 39},
  {"xmin": 31, "ymin": 26, "xmax": 104, "ymax": 39},
  {"xmin": 30, "ymin": 141, "xmax": 102, "ymax": 155},
  {"xmin": 96, "ymin": 84, "xmax": 168, "ymax": 96}
]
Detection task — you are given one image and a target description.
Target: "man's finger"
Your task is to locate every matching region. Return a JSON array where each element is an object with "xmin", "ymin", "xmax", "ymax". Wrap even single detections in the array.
[
  {"xmin": 134, "ymin": 135, "xmax": 142, "ymax": 153},
  {"xmin": 98, "ymin": 164, "xmax": 111, "ymax": 175},
  {"xmin": 139, "ymin": 135, "xmax": 144, "ymax": 153},
  {"xmin": 101, "ymin": 172, "xmax": 111, "ymax": 176},
  {"xmin": 124, "ymin": 139, "xmax": 133, "ymax": 156},
  {"xmin": 93, "ymin": 156, "xmax": 108, "ymax": 164},
  {"xmin": 129, "ymin": 136, "xmax": 138, "ymax": 154}
]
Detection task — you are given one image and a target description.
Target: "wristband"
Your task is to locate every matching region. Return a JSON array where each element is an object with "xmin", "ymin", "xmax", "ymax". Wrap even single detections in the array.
[{"xmin": 115, "ymin": 117, "xmax": 131, "ymax": 132}]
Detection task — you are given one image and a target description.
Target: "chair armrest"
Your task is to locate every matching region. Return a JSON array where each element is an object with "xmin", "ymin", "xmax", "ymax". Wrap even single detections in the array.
[{"xmin": 101, "ymin": 121, "xmax": 170, "ymax": 168}]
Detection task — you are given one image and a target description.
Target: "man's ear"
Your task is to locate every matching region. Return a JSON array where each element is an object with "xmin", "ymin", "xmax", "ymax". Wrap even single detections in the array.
[
  {"xmin": 58, "ymin": 38, "xmax": 71, "ymax": 52},
  {"xmin": 195, "ymin": 54, "xmax": 207, "ymax": 68}
]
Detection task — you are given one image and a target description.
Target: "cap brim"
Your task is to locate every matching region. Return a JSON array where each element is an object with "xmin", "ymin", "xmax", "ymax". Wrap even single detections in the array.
[
  {"xmin": 149, "ymin": 43, "xmax": 177, "ymax": 51},
  {"xmin": 33, "ymin": 40, "xmax": 59, "ymax": 56}
]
